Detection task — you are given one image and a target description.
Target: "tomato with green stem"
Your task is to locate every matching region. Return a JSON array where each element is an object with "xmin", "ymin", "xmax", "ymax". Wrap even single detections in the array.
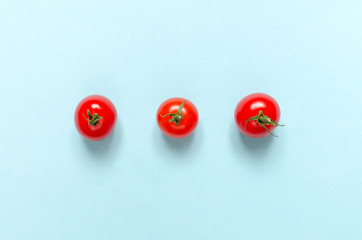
[
  {"xmin": 74, "ymin": 95, "xmax": 117, "ymax": 141},
  {"xmin": 234, "ymin": 93, "xmax": 283, "ymax": 138},
  {"xmin": 156, "ymin": 98, "xmax": 199, "ymax": 138}
]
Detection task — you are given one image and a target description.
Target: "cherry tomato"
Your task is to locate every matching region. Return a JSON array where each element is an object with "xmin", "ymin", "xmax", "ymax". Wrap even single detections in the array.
[
  {"xmin": 234, "ymin": 93, "xmax": 283, "ymax": 138},
  {"xmin": 156, "ymin": 97, "xmax": 199, "ymax": 138},
  {"xmin": 74, "ymin": 95, "xmax": 117, "ymax": 141}
]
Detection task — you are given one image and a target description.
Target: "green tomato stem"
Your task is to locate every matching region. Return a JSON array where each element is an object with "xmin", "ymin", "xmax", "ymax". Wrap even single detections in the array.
[
  {"xmin": 161, "ymin": 100, "xmax": 186, "ymax": 125},
  {"xmin": 245, "ymin": 110, "xmax": 284, "ymax": 137},
  {"xmin": 83, "ymin": 109, "xmax": 102, "ymax": 126}
]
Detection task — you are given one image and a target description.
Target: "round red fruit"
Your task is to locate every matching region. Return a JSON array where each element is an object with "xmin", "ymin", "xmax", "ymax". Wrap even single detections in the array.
[
  {"xmin": 234, "ymin": 93, "xmax": 283, "ymax": 138},
  {"xmin": 74, "ymin": 95, "xmax": 117, "ymax": 141},
  {"xmin": 156, "ymin": 98, "xmax": 199, "ymax": 138}
]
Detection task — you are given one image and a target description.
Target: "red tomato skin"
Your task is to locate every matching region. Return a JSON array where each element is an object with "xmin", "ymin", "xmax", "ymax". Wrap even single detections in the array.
[
  {"xmin": 74, "ymin": 95, "xmax": 117, "ymax": 141},
  {"xmin": 156, "ymin": 98, "xmax": 199, "ymax": 138},
  {"xmin": 234, "ymin": 93, "xmax": 280, "ymax": 138}
]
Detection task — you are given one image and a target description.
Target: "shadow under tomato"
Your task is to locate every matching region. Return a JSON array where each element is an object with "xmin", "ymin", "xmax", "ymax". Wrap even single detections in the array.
[
  {"xmin": 81, "ymin": 123, "xmax": 122, "ymax": 165},
  {"xmin": 152, "ymin": 124, "xmax": 202, "ymax": 161},
  {"xmin": 240, "ymin": 131, "xmax": 273, "ymax": 149},
  {"xmin": 230, "ymin": 122, "xmax": 274, "ymax": 160},
  {"xmin": 162, "ymin": 132, "xmax": 194, "ymax": 150}
]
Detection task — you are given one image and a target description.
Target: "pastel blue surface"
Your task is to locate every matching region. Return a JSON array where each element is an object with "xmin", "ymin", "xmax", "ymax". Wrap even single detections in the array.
[{"xmin": 1, "ymin": 0, "xmax": 362, "ymax": 239}]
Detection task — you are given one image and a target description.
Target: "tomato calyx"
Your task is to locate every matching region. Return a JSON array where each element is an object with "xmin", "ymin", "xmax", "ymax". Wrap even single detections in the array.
[
  {"xmin": 83, "ymin": 109, "xmax": 103, "ymax": 126},
  {"xmin": 245, "ymin": 110, "xmax": 284, "ymax": 137},
  {"xmin": 161, "ymin": 100, "xmax": 185, "ymax": 125}
]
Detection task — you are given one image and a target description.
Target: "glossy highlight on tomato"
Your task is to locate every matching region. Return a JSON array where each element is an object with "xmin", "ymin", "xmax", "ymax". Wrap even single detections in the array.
[
  {"xmin": 156, "ymin": 97, "xmax": 199, "ymax": 138},
  {"xmin": 234, "ymin": 93, "xmax": 283, "ymax": 138},
  {"xmin": 74, "ymin": 95, "xmax": 117, "ymax": 141}
]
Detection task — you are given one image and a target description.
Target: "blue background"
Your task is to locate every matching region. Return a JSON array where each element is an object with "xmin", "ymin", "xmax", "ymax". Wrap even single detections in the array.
[{"xmin": 1, "ymin": 0, "xmax": 362, "ymax": 239}]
